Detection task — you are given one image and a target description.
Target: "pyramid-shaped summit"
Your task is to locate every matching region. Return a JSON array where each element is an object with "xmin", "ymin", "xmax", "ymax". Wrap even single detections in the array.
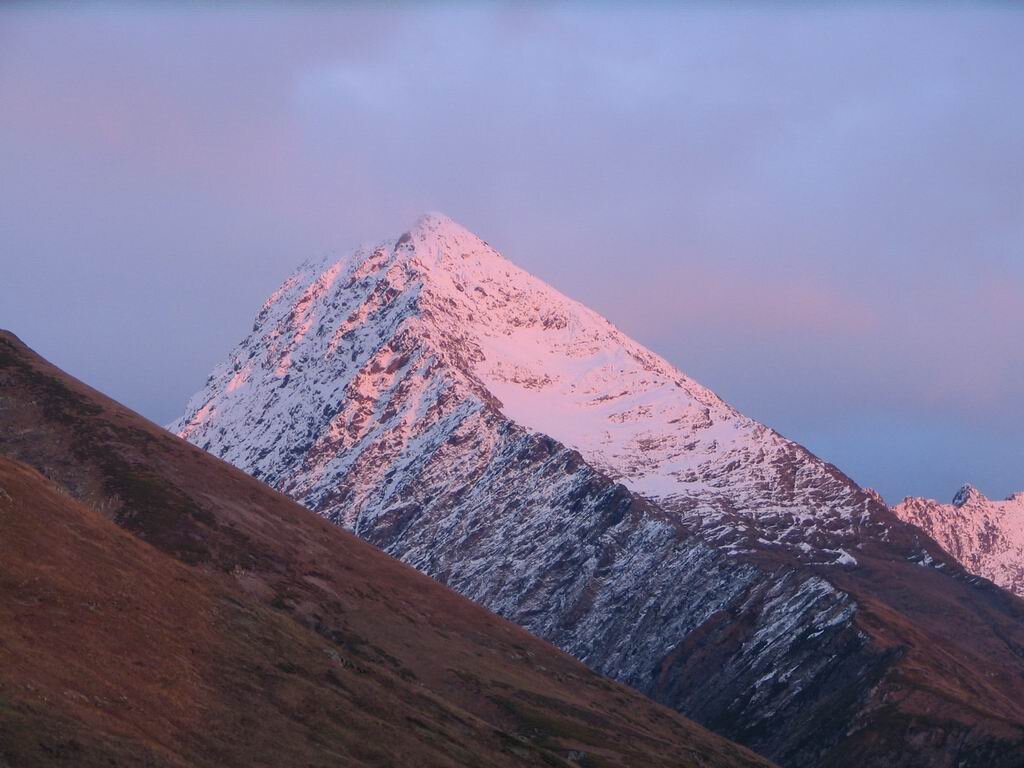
[
  {"xmin": 175, "ymin": 213, "xmax": 873, "ymax": 557},
  {"xmin": 173, "ymin": 215, "xmax": 1024, "ymax": 767}
]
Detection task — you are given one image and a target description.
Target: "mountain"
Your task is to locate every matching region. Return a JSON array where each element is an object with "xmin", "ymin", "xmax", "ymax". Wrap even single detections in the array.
[
  {"xmin": 0, "ymin": 331, "xmax": 774, "ymax": 768},
  {"xmin": 893, "ymin": 484, "xmax": 1024, "ymax": 597},
  {"xmin": 173, "ymin": 214, "xmax": 1024, "ymax": 767}
]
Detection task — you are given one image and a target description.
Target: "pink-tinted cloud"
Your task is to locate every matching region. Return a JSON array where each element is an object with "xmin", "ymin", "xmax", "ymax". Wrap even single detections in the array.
[
  {"xmin": 1, "ymin": 4, "xmax": 1021, "ymax": 503},
  {"xmin": 613, "ymin": 265, "xmax": 879, "ymax": 339}
]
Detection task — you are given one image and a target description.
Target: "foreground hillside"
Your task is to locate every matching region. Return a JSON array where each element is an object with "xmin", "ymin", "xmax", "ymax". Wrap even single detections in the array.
[
  {"xmin": 0, "ymin": 330, "xmax": 773, "ymax": 768},
  {"xmin": 174, "ymin": 214, "xmax": 1024, "ymax": 767}
]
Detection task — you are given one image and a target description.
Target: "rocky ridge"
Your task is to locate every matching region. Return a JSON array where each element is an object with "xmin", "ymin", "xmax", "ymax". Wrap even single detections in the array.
[{"xmin": 893, "ymin": 484, "xmax": 1024, "ymax": 597}]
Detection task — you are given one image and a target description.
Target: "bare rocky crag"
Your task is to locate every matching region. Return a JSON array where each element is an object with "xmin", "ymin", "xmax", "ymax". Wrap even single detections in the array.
[{"xmin": 174, "ymin": 214, "xmax": 1024, "ymax": 767}]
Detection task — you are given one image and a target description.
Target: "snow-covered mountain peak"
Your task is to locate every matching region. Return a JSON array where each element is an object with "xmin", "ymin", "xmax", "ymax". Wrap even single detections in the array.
[
  {"xmin": 174, "ymin": 216, "xmax": 883, "ymax": 560},
  {"xmin": 408, "ymin": 210, "xmax": 481, "ymax": 240},
  {"xmin": 391, "ymin": 211, "xmax": 507, "ymax": 278},
  {"xmin": 169, "ymin": 217, "xmax": 1024, "ymax": 764}
]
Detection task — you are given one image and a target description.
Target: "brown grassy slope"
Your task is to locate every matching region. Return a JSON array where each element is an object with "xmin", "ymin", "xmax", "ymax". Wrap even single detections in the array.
[
  {"xmin": 819, "ymin": 551, "xmax": 1024, "ymax": 766},
  {"xmin": 0, "ymin": 329, "xmax": 774, "ymax": 768}
]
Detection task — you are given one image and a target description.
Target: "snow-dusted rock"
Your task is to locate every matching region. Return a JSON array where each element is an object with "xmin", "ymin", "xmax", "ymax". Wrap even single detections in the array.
[{"xmin": 894, "ymin": 484, "xmax": 1024, "ymax": 596}]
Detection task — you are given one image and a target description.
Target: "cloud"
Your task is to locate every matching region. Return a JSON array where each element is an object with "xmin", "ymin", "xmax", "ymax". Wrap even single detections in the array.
[{"xmin": 0, "ymin": 3, "xmax": 1021, "ymax": 502}]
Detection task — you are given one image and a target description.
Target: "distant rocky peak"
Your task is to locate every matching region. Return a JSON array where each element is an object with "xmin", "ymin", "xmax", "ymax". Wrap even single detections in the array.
[{"xmin": 953, "ymin": 483, "xmax": 987, "ymax": 507}]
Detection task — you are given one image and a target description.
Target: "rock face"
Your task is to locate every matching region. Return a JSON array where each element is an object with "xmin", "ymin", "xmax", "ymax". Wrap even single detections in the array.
[
  {"xmin": 893, "ymin": 484, "xmax": 1024, "ymax": 597},
  {"xmin": 173, "ymin": 214, "xmax": 1024, "ymax": 767}
]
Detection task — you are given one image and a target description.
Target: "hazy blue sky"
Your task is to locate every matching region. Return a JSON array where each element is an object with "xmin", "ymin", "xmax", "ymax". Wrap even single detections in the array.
[{"xmin": 2, "ymin": 3, "xmax": 1021, "ymax": 503}]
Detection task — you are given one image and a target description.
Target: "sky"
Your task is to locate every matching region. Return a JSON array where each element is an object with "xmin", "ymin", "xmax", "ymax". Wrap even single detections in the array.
[{"xmin": 1, "ymin": 3, "xmax": 1021, "ymax": 504}]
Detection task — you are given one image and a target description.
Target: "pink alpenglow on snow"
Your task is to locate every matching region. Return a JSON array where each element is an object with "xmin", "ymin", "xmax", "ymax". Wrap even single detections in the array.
[
  {"xmin": 893, "ymin": 484, "xmax": 1024, "ymax": 597},
  {"xmin": 174, "ymin": 213, "xmax": 880, "ymax": 565}
]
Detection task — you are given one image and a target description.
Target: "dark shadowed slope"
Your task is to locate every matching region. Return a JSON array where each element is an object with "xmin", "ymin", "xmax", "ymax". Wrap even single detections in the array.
[{"xmin": 0, "ymin": 330, "xmax": 773, "ymax": 768}]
